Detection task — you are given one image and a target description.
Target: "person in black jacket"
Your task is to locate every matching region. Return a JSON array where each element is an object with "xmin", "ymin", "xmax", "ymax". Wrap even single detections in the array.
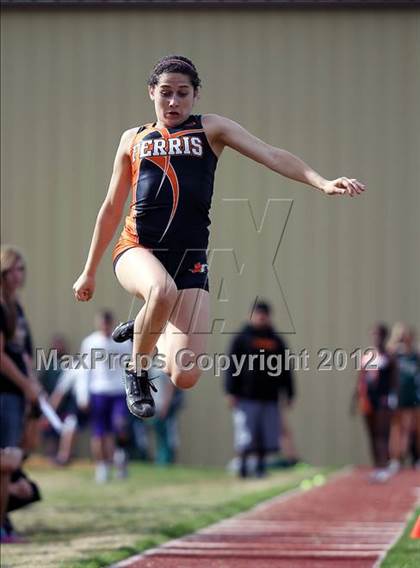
[{"xmin": 225, "ymin": 300, "xmax": 294, "ymax": 478}]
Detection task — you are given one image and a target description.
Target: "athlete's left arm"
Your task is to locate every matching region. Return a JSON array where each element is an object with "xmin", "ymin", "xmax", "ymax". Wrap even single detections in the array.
[{"xmin": 203, "ymin": 114, "xmax": 366, "ymax": 197}]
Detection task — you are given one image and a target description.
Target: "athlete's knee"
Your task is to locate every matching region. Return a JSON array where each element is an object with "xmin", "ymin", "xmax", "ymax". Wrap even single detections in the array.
[
  {"xmin": 170, "ymin": 366, "xmax": 202, "ymax": 390},
  {"xmin": 140, "ymin": 282, "xmax": 178, "ymax": 312}
]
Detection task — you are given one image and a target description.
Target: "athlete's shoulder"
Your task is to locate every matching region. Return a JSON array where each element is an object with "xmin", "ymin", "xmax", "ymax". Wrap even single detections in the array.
[
  {"xmin": 201, "ymin": 114, "xmax": 242, "ymax": 138},
  {"xmin": 119, "ymin": 124, "xmax": 153, "ymax": 155},
  {"xmin": 117, "ymin": 128, "xmax": 138, "ymax": 154},
  {"xmin": 120, "ymin": 127, "xmax": 142, "ymax": 144},
  {"xmin": 201, "ymin": 113, "xmax": 229, "ymax": 130},
  {"xmin": 201, "ymin": 114, "xmax": 240, "ymax": 155},
  {"xmin": 121, "ymin": 127, "xmax": 139, "ymax": 139}
]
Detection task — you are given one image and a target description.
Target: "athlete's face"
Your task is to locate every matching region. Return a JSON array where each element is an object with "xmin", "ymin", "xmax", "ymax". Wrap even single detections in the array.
[{"xmin": 149, "ymin": 73, "xmax": 198, "ymax": 128}]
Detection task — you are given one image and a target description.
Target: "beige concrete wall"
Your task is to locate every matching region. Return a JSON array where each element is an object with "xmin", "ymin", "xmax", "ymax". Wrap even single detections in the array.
[{"xmin": 1, "ymin": 8, "xmax": 419, "ymax": 466}]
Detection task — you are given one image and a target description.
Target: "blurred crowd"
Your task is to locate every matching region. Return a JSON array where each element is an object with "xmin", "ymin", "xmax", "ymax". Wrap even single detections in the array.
[
  {"xmin": 355, "ymin": 322, "xmax": 420, "ymax": 482},
  {"xmin": 38, "ymin": 312, "xmax": 185, "ymax": 482}
]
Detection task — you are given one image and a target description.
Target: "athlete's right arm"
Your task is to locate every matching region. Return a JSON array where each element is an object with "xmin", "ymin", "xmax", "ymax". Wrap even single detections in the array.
[{"xmin": 73, "ymin": 128, "xmax": 136, "ymax": 302}]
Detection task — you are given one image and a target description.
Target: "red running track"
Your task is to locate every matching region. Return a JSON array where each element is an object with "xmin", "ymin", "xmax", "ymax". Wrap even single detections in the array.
[{"xmin": 115, "ymin": 468, "xmax": 419, "ymax": 568}]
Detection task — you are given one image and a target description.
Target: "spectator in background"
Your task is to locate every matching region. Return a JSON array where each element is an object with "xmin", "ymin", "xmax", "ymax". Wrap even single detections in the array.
[
  {"xmin": 129, "ymin": 415, "xmax": 151, "ymax": 462},
  {"xmin": 0, "ymin": 246, "xmax": 42, "ymax": 539},
  {"xmin": 81, "ymin": 310, "xmax": 131, "ymax": 483},
  {"xmin": 48, "ymin": 360, "xmax": 90, "ymax": 465},
  {"xmin": 388, "ymin": 323, "xmax": 420, "ymax": 472},
  {"xmin": 39, "ymin": 334, "xmax": 68, "ymax": 395},
  {"xmin": 357, "ymin": 323, "xmax": 398, "ymax": 483},
  {"xmin": 224, "ymin": 301, "xmax": 293, "ymax": 478},
  {"xmin": 0, "ymin": 246, "xmax": 42, "ymax": 446},
  {"xmin": 151, "ymin": 371, "xmax": 184, "ymax": 465},
  {"xmin": 39, "ymin": 334, "xmax": 71, "ymax": 459}
]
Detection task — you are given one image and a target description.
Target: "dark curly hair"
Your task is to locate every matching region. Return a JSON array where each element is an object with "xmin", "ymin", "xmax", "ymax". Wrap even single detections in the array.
[{"xmin": 148, "ymin": 55, "xmax": 201, "ymax": 91}]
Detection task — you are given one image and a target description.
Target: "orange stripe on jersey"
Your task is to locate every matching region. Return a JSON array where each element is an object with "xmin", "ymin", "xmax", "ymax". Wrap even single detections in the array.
[
  {"xmin": 129, "ymin": 125, "xmax": 160, "ymax": 215},
  {"xmin": 112, "ymin": 237, "xmax": 145, "ymax": 266},
  {"xmin": 148, "ymin": 127, "xmax": 181, "ymax": 241},
  {"xmin": 112, "ymin": 215, "xmax": 148, "ymax": 264}
]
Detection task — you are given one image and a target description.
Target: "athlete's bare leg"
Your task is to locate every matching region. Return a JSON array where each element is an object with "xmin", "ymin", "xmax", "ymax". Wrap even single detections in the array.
[
  {"xmin": 158, "ymin": 288, "xmax": 210, "ymax": 389},
  {"xmin": 115, "ymin": 247, "xmax": 178, "ymax": 372}
]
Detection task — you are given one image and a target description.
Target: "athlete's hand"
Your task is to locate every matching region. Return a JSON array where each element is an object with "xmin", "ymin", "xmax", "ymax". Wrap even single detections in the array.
[
  {"xmin": 73, "ymin": 272, "xmax": 95, "ymax": 302},
  {"xmin": 322, "ymin": 177, "xmax": 366, "ymax": 197}
]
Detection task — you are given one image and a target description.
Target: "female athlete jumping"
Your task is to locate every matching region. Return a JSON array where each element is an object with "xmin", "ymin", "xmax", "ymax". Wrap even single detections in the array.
[{"xmin": 73, "ymin": 55, "xmax": 365, "ymax": 419}]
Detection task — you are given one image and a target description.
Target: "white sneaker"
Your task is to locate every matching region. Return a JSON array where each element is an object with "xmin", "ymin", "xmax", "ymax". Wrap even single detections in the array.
[
  {"xmin": 369, "ymin": 468, "xmax": 391, "ymax": 483},
  {"xmin": 387, "ymin": 460, "xmax": 400, "ymax": 475},
  {"xmin": 113, "ymin": 449, "xmax": 128, "ymax": 480},
  {"xmin": 95, "ymin": 461, "xmax": 110, "ymax": 484}
]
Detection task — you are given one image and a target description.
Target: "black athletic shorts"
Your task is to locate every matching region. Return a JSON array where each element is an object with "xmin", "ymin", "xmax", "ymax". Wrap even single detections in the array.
[{"xmin": 113, "ymin": 248, "xmax": 209, "ymax": 292}]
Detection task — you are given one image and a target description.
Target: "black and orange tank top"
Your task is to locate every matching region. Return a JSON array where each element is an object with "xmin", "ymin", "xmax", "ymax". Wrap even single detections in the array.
[{"xmin": 123, "ymin": 114, "xmax": 218, "ymax": 251}]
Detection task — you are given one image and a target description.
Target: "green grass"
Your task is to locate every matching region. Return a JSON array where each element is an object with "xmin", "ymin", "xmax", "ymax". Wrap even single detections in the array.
[
  {"xmin": 381, "ymin": 508, "xmax": 420, "ymax": 568},
  {"xmin": 1, "ymin": 459, "xmax": 322, "ymax": 568}
]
